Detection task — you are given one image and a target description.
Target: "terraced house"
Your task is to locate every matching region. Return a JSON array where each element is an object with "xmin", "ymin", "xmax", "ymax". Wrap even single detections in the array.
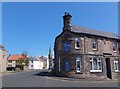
[{"xmin": 54, "ymin": 12, "xmax": 120, "ymax": 80}]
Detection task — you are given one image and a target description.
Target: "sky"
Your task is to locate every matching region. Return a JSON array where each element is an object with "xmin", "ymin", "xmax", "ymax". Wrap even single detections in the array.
[{"xmin": 2, "ymin": 2, "xmax": 118, "ymax": 57}]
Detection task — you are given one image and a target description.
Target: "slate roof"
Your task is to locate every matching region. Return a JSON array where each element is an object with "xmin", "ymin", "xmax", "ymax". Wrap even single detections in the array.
[
  {"xmin": 28, "ymin": 56, "xmax": 47, "ymax": 62},
  {"xmin": 28, "ymin": 57, "xmax": 39, "ymax": 61},
  {"xmin": 71, "ymin": 26, "xmax": 120, "ymax": 40}
]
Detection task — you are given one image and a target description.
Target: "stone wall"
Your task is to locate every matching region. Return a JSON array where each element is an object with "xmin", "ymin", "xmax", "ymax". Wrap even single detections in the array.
[{"xmin": 54, "ymin": 30, "xmax": 120, "ymax": 80}]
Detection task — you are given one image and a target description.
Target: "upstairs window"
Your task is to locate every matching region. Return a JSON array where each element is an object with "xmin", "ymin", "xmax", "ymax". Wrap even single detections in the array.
[
  {"xmin": 112, "ymin": 42, "xmax": 117, "ymax": 52},
  {"xmin": 92, "ymin": 38, "xmax": 97, "ymax": 50},
  {"xmin": 114, "ymin": 60, "xmax": 119, "ymax": 72},
  {"xmin": 64, "ymin": 42, "xmax": 71, "ymax": 52},
  {"xmin": 89, "ymin": 57, "xmax": 102, "ymax": 72},
  {"xmin": 3, "ymin": 55, "xmax": 5, "ymax": 59},
  {"xmin": 9, "ymin": 60, "xmax": 12, "ymax": 63},
  {"xmin": 75, "ymin": 38, "xmax": 81, "ymax": 49}
]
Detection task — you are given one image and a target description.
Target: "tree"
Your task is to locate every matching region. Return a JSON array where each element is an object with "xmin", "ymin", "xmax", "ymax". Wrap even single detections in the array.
[
  {"xmin": 48, "ymin": 46, "xmax": 53, "ymax": 69},
  {"xmin": 15, "ymin": 55, "xmax": 29, "ymax": 70}
]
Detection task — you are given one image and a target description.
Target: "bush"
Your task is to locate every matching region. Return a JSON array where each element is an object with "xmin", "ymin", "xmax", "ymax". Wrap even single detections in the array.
[{"xmin": 16, "ymin": 65, "xmax": 24, "ymax": 70}]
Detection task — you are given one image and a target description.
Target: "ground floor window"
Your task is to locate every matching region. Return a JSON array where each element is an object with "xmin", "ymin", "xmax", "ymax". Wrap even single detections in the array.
[
  {"xmin": 114, "ymin": 60, "xmax": 119, "ymax": 72},
  {"xmin": 89, "ymin": 57, "xmax": 102, "ymax": 72},
  {"xmin": 76, "ymin": 56, "xmax": 82, "ymax": 73},
  {"xmin": 31, "ymin": 65, "xmax": 33, "ymax": 67}
]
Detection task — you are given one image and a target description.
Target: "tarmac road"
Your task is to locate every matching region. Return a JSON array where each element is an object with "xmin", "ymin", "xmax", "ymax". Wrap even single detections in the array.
[{"xmin": 2, "ymin": 70, "xmax": 119, "ymax": 87}]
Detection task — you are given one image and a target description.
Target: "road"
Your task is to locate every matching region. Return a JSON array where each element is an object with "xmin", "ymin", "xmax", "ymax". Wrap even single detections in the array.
[{"xmin": 2, "ymin": 70, "xmax": 119, "ymax": 87}]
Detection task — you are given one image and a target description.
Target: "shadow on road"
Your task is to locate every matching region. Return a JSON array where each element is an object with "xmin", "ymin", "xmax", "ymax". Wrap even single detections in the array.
[
  {"xmin": 34, "ymin": 70, "xmax": 55, "ymax": 77},
  {"xmin": 35, "ymin": 71, "xmax": 50, "ymax": 76}
]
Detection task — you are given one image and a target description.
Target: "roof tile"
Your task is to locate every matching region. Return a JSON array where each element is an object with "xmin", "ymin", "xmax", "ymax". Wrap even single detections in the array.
[{"xmin": 8, "ymin": 54, "xmax": 26, "ymax": 61}]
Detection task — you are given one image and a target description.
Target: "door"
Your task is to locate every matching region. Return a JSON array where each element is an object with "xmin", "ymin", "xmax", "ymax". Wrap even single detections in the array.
[{"xmin": 105, "ymin": 58, "xmax": 112, "ymax": 79}]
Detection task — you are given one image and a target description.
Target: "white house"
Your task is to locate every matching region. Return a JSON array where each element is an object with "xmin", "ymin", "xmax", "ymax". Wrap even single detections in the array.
[
  {"xmin": 28, "ymin": 57, "xmax": 44, "ymax": 70},
  {"xmin": 36, "ymin": 56, "xmax": 49, "ymax": 69}
]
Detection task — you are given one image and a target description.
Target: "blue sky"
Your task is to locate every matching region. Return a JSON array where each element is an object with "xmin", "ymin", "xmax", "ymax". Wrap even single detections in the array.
[{"xmin": 2, "ymin": 2, "xmax": 118, "ymax": 57}]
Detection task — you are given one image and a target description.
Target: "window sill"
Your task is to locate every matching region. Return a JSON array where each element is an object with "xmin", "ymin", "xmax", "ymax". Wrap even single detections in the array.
[
  {"xmin": 75, "ymin": 71, "xmax": 83, "ymax": 74},
  {"xmin": 90, "ymin": 70, "xmax": 102, "ymax": 72},
  {"xmin": 93, "ymin": 49, "xmax": 97, "ymax": 51},
  {"xmin": 75, "ymin": 47, "xmax": 81, "ymax": 50},
  {"xmin": 115, "ymin": 70, "xmax": 119, "ymax": 72}
]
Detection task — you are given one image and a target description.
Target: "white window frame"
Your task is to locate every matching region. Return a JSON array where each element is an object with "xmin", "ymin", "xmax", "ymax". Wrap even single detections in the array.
[
  {"xmin": 89, "ymin": 57, "xmax": 102, "ymax": 72},
  {"xmin": 76, "ymin": 56, "xmax": 82, "ymax": 73},
  {"xmin": 92, "ymin": 39, "xmax": 97, "ymax": 50},
  {"xmin": 58, "ymin": 57, "xmax": 61, "ymax": 71},
  {"xmin": 114, "ymin": 60, "xmax": 119, "ymax": 72},
  {"xmin": 112, "ymin": 42, "xmax": 117, "ymax": 52},
  {"xmin": 75, "ymin": 38, "xmax": 80, "ymax": 49}
]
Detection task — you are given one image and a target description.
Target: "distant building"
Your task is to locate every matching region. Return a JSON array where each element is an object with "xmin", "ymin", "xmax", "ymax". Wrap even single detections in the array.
[
  {"xmin": 0, "ymin": 45, "xmax": 7, "ymax": 72},
  {"xmin": 28, "ymin": 56, "xmax": 49, "ymax": 70},
  {"xmin": 38, "ymin": 56, "xmax": 49, "ymax": 69},
  {"xmin": 28, "ymin": 57, "xmax": 44, "ymax": 70},
  {"xmin": 54, "ymin": 12, "xmax": 120, "ymax": 80},
  {"xmin": 7, "ymin": 54, "xmax": 27, "ymax": 68}
]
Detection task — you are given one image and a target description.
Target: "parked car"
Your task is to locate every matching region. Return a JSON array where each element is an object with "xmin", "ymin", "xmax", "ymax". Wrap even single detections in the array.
[{"xmin": 6, "ymin": 67, "xmax": 16, "ymax": 71}]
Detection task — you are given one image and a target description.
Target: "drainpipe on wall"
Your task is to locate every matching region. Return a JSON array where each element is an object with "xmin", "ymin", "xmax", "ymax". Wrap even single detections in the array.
[{"xmin": 84, "ymin": 36, "xmax": 86, "ymax": 54}]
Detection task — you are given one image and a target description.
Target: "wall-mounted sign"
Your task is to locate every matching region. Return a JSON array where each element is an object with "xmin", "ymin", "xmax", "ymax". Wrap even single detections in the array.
[{"xmin": 65, "ymin": 60, "xmax": 70, "ymax": 72}]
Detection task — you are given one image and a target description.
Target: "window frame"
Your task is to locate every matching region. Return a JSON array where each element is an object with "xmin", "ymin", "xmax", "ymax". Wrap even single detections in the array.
[
  {"xmin": 112, "ymin": 42, "xmax": 117, "ymax": 52},
  {"xmin": 92, "ymin": 38, "xmax": 97, "ymax": 50},
  {"xmin": 31, "ymin": 60, "xmax": 33, "ymax": 63},
  {"xmin": 114, "ymin": 60, "xmax": 119, "ymax": 72},
  {"xmin": 75, "ymin": 38, "xmax": 81, "ymax": 49},
  {"xmin": 76, "ymin": 56, "xmax": 82, "ymax": 73},
  {"xmin": 3, "ymin": 55, "xmax": 5, "ymax": 59},
  {"xmin": 89, "ymin": 57, "xmax": 102, "ymax": 72},
  {"xmin": 31, "ymin": 65, "xmax": 33, "ymax": 67}
]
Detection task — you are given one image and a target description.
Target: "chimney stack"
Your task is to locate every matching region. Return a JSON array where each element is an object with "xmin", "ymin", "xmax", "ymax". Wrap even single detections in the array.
[{"xmin": 63, "ymin": 12, "xmax": 72, "ymax": 31}]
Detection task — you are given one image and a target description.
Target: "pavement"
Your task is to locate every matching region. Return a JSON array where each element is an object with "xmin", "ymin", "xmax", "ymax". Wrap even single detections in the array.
[
  {"xmin": 45, "ymin": 76, "xmax": 118, "ymax": 83},
  {"xmin": 2, "ymin": 70, "xmax": 119, "ymax": 87},
  {"xmin": 1, "ymin": 69, "xmax": 32, "ymax": 76}
]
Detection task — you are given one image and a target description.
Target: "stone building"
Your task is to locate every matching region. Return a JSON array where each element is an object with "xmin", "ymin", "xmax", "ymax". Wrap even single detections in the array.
[
  {"xmin": 0, "ymin": 45, "xmax": 7, "ymax": 72},
  {"xmin": 54, "ymin": 12, "xmax": 120, "ymax": 80}
]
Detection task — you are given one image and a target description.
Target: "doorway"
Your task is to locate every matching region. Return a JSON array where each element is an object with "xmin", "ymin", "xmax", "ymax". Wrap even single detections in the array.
[{"xmin": 105, "ymin": 58, "xmax": 112, "ymax": 79}]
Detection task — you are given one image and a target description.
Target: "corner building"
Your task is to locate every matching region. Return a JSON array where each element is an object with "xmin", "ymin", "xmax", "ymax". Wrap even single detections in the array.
[{"xmin": 54, "ymin": 12, "xmax": 120, "ymax": 80}]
